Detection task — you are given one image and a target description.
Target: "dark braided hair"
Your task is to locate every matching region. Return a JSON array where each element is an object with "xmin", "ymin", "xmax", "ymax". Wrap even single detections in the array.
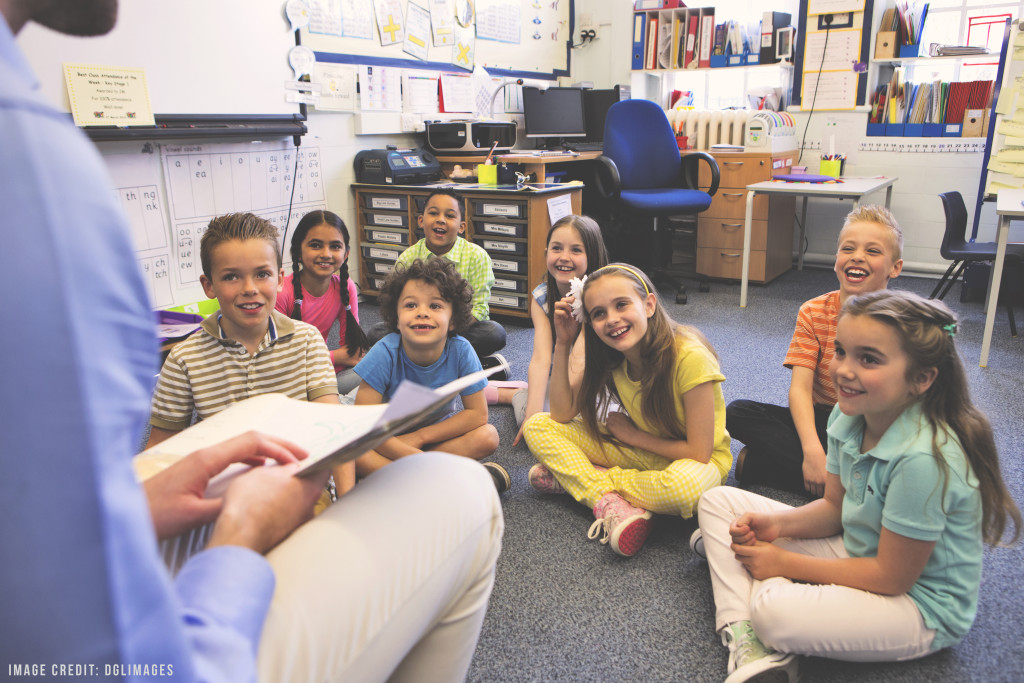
[{"xmin": 288, "ymin": 209, "xmax": 369, "ymax": 357}]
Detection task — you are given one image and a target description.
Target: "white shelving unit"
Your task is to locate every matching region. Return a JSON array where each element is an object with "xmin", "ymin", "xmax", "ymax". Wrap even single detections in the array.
[{"xmin": 631, "ymin": 63, "xmax": 794, "ymax": 110}]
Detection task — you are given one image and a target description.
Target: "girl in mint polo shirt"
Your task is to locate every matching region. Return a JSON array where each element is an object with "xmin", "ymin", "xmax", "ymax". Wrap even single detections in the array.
[{"xmin": 691, "ymin": 290, "xmax": 1020, "ymax": 683}]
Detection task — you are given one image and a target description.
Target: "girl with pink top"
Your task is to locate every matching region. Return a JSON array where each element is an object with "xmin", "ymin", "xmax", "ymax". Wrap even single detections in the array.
[{"xmin": 277, "ymin": 210, "xmax": 369, "ymax": 394}]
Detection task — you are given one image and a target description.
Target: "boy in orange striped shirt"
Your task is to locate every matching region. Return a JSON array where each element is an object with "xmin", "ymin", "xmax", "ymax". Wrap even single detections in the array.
[{"xmin": 726, "ymin": 206, "xmax": 903, "ymax": 496}]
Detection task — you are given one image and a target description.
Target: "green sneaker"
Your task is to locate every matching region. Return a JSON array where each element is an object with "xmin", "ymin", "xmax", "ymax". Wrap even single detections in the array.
[{"xmin": 722, "ymin": 621, "xmax": 799, "ymax": 683}]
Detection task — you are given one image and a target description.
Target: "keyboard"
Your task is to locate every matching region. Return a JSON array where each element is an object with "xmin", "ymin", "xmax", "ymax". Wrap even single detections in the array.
[
  {"xmin": 569, "ymin": 141, "xmax": 604, "ymax": 152},
  {"xmin": 532, "ymin": 150, "xmax": 580, "ymax": 157}
]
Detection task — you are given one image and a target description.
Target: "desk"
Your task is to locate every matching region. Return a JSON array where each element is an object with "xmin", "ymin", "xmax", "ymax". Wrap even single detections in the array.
[
  {"xmin": 740, "ymin": 176, "xmax": 898, "ymax": 307},
  {"xmin": 353, "ymin": 182, "xmax": 582, "ymax": 319},
  {"xmin": 435, "ymin": 151, "xmax": 601, "ymax": 183},
  {"xmin": 981, "ymin": 190, "xmax": 1024, "ymax": 366}
]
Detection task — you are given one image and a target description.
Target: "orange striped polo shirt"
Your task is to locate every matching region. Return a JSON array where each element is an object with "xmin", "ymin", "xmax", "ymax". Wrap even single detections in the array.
[{"xmin": 783, "ymin": 290, "xmax": 840, "ymax": 406}]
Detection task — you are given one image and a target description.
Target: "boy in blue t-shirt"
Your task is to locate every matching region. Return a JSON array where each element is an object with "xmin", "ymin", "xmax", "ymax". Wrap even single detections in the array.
[{"xmin": 354, "ymin": 257, "xmax": 507, "ymax": 491}]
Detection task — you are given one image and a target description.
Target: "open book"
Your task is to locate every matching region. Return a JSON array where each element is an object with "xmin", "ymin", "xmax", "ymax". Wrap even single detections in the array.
[{"xmin": 134, "ymin": 367, "xmax": 499, "ymax": 494}]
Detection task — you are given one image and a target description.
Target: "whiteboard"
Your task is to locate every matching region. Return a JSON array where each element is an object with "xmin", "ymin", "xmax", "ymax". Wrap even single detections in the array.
[
  {"xmin": 301, "ymin": 0, "xmax": 572, "ymax": 78},
  {"xmin": 17, "ymin": 0, "xmax": 301, "ymax": 118}
]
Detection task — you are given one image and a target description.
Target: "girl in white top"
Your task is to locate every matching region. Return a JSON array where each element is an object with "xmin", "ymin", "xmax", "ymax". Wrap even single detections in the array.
[{"xmin": 506, "ymin": 214, "xmax": 608, "ymax": 444}]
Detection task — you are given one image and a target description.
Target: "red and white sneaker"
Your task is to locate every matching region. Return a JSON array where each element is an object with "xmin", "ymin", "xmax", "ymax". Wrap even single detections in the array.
[
  {"xmin": 528, "ymin": 463, "xmax": 566, "ymax": 494},
  {"xmin": 588, "ymin": 492, "xmax": 653, "ymax": 557}
]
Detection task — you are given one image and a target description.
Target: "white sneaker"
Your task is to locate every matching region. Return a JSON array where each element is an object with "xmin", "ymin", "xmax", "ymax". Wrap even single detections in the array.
[
  {"xmin": 480, "ymin": 353, "xmax": 510, "ymax": 381},
  {"xmin": 722, "ymin": 621, "xmax": 799, "ymax": 683},
  {"xmin": 689, "ymin": 528, "xmax": 706, "ymax": 560},
  {"xmin": 512, "ymin": 388, "xmax": 528, "ymax": 426}
]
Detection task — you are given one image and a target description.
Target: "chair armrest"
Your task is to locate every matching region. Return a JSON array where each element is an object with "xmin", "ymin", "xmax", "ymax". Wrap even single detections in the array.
[
  {"xmin": 593, "ymin": 155, "xmax": 621, "ymax": 202},
  {"xmin": 680, "ymin": 151, "xmax": 720, "ymax": 197}
]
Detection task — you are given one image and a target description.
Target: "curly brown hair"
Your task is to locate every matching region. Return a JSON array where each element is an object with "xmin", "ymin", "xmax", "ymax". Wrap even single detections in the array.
[{"xmin": 378, "ymin": 257, "xmax": 475, "ymax": 336}]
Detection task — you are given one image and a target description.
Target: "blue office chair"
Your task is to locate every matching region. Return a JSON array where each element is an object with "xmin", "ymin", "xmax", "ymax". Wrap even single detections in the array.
[{"xmin": 593, "ymin": 99, "xmax": 720, "ymax": 304}]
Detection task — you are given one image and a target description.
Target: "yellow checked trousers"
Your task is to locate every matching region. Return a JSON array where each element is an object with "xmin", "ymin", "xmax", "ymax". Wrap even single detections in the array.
[{"xmin": 523, "ymin": 413, "xmax": 725, "ymax": 517}]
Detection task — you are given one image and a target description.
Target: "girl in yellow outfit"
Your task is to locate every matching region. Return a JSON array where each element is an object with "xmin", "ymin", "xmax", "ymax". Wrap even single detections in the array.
[{"xmin": 523, "ymin": 263, "xmax": 731, "ymax": 557}]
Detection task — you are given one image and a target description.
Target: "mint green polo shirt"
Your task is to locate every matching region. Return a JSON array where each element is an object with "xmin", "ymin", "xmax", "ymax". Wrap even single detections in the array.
[{"xmin": 826, "ymin": 402, "xmax": 983, "ymax": 650}]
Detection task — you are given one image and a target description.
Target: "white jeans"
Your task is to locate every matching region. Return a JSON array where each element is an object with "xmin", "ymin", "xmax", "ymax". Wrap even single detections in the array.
[
  {"xmin": 697, "ymin": 486, "xmax": 935, "ymax": 663},
  {"xmin": 258, "ymin": 452, "xmax": 504, "ymax": 682}
]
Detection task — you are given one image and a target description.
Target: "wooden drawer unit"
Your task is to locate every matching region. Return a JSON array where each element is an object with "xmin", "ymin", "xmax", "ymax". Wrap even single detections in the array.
[
  {"xmin": 697, "ymin": 151, "xmax": 795, "ymax": 284},
  {"xmin": 352, "ymin": 184, "xmax": 581, "ymax": 319}
]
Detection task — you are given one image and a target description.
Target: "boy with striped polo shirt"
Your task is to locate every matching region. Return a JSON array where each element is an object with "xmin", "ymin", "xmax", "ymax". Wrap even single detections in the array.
[
  {"xmin": 146, "ymin": 213, "xmax": 350, "ymax": 492},
  {"xmin": 724, "ymin": 205, "xmax": 903, "ymax": 497}
]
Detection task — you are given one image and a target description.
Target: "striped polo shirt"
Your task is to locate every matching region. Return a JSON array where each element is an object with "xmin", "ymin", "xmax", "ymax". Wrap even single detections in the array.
[
  {"xmin": 783, "ymin": 290, "xmax": 840, "ymax": 406},
  {"xmin": 149, "ymin": 309, "xmax": 338, "ymax": 431}
]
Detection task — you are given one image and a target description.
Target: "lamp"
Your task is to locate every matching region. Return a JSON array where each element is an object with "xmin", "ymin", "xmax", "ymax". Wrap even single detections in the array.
[{"xmin": 488, "ymin": 78, "xmax": 524, "ymax": 118}]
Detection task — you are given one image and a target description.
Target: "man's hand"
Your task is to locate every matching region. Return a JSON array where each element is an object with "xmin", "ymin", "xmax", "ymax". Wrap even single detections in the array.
[
  {"xmin": 207, "ymin": 460, "xmax": 329, "ymax": 555},
  {"xmin": 143, "ymin": 431, "xmax": 309, "ymax": 541}
]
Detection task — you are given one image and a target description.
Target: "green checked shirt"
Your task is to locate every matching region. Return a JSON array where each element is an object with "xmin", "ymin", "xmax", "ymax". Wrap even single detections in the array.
[{"xmin": 396, "ymin": 237, "xmax": 495, "ymax": 321}]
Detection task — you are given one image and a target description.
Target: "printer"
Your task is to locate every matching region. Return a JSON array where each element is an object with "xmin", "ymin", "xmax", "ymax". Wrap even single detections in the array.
[
  {"xmin": 425, "ymin": 120, "xmax": 517, "ymax": 155},
  {"xmin": 353, "ymin": 147, "xmax": 443, "ymax": 185}
]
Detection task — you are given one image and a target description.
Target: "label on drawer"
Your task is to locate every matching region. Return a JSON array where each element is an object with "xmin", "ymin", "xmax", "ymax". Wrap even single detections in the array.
[
  {"xmin": 367, "ymin": 229, "xmax": 404, "ymax": 244},
  {"xmin": 370, "ymin": 197, "xmax": 403, "ymax": 210},
  {"xmin": 372, "ymin": 262, "xmax": 395, "ymax": 274},
  {"xmin": 482, "ymin": 239, "xmax": 516, "ymax": 252},
  {"xmin": 491, "ymin": 258, "xmax": 520, "ymax": 272},
  {"xmin": 369, "ymin": 213, "xmax": 404, "ymax": 226},
  {"xmin": 480, "ymin": 203, "xmax": 519, "ymax": 216},
  {"xmin": 481, "ymin": 222, "xmax": 517, "ymax": 235},
  {"xmin": 490, "ymin": 294, "xmax": 524, "ymax": 307},
  {"xmin": 368, "ymin": 247, "xmax": 400, "ymax": 260},
  {"xmin": 494, "ymin": 277, "xmax": 518, "ymax": 290}
]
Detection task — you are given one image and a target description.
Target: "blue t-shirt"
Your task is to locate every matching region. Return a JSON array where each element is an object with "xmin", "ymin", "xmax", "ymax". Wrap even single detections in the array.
[
  {"xmin": 355, "ymin": 333, "xmax": 486, "ymax": 416},
  {"xmin": 826, "ymin": 402, "xmax": 983, "ymax": 650}
]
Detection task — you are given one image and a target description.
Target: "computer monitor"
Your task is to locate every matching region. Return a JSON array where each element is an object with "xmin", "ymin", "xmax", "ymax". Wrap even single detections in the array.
[
  {"xmin": 582, "ymin": 87, "xmax": 624, "ymax": 142},
  {"xmin": 522, "ymin": 86, "xmax": 586, "ymax": 140}
]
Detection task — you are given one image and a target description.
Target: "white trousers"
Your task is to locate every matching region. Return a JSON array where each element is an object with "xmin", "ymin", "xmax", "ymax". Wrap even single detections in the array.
[
  {"xmin": 258, "ymin": 452, "xmax": 504, "ymax": 682},
  {"xmin": 697, "ymin": 486, "xmax": 935, "ymax": 663}
]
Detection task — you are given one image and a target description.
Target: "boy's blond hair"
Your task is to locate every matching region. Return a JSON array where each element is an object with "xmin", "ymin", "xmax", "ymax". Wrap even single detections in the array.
[
  {"xmin": 841, "ymin": 205, "xmax": 903, "ymax": 261},
  {"xmin": 200, "ymin": 212, "xmax": 282, "ymax": 277}
]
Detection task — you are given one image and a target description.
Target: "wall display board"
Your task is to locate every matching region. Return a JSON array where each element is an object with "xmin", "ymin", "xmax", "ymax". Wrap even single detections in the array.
[
  {"xmin": 793, "ymin": 0, "xmax": 872, "ymax": 107},
  {"xmin": 300, "ymin": 0, "xmax": 572, "ymax": 79},
  {"xmin": 18, "ymin": 0, "xmax": 305, "ymax": 138},
  {"xmin": 105, "ymin": 141, "xmax": 326, "ymax": 310}
]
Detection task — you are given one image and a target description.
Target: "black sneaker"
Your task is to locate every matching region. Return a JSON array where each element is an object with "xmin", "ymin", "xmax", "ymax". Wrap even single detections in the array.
[
  {"xmin": 482, "ymin": 462, "xmax": 511, "ymax": 494},
  {"xmin": 480, "ymin": 353, "xmax": 510, "ymax": 381}
]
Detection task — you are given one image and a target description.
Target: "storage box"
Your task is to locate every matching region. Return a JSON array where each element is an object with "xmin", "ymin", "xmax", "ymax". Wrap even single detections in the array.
[
  {"xmin": 899, "ymin": 41, "xmax": 922, "ymax": 58},
  {"xmin": 480, "ymin": 238, "xmax": 527, "ymax": 256},
  {"xmin": 365, "ymin": 227, "xmax": 409, "ymax": 245},
  {"xmin": 363, "ymin": 211, "xmax": 408, "ymax": 228},
  {"xmin": 874, "ymin": 31, "xmax": 897, "ymax": 59},
  {"xmin": 362, "ymin": 194, "xmax": 407, "ymax": 211},
  {"xmin": 492, "ymin": 276, "xmax": 528, "ymax": 293},
  {"xmin": 361, "ymin": 243, "xmax": 403, "ymax": 262},
  {"xmin": 489, "ymin": 257, "xmax": 527, "ymax": 274},
  {"xmin": 885, "ymin": 123, "xmax": 906, "ymax": 136},
  {"xmin": 475, "ymin": 220, "xmax": 526, "ymax": 238},
  {"xmin": 943, "ymin": 122, "xmax": 963, "ymax": 137},
  {"xmin": 866, "ymin": 122, "xmax": 886, "ymax": 136},
  {"xmin": 489, "ymin": 292, "xmax": 528, "ymax": 310},
  {"xmin": 962, "ymin": 109, "xmax": 985, "ymax": 137}
]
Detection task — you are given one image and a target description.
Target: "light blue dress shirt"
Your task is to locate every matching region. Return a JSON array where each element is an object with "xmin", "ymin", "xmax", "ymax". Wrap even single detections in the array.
[{"xmin": 0, "ymin": 20, "xmax": 273, "ymax": 681}]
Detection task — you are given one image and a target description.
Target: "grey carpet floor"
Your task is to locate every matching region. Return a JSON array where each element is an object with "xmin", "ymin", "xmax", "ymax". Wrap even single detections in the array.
[{"xmin": 354, "ymin": 267, "xmax": 1024, "ymax": 683}]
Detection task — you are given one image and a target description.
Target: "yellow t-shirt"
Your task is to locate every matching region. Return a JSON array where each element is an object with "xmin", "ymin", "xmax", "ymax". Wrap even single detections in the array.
[{"xmin": 611, "ymin": 332, "xmax": 731, "ymax": 479}]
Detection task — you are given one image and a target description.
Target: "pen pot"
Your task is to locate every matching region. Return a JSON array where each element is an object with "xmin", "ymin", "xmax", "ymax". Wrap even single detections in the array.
[
  {"xmin": 477, "ymin": 164, "xmax": 498, "ymax": 185},
  {"xmin": 819, "ymin": 157, "xmax": 842, "ymax": 178}
]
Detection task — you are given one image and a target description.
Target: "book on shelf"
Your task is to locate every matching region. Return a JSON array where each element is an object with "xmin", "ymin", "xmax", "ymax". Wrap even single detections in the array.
[
  {"xmin": 647, "ymin": 15, "xmax": 659, "ymax": 69},
  {"xmin": 698, "ymin": 9, "xmax": 715, "ymax": 68},
  {"xmin": 133, "ymin": 367, "xmax": 501, "ymax": 490},
  {"xmin": 684, "ymin": 12, "xmax": 699, "ymax": 68}
]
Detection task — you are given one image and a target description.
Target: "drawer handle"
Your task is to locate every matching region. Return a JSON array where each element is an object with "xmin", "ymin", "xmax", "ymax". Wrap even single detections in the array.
[
  {"xmin": 722, "ymin": 192, "xmax": 744, "ymax": 197},
  {"xmin": 720, "ymin": 252, "xmax": 741, "ymax": 260},
  {"xmin": 723, "ymin": 161, "xmax": 745, "ymax": 166},
  {"xmin": 721, "ymin": 223, "xmax": 743, "ymax": 230}
]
